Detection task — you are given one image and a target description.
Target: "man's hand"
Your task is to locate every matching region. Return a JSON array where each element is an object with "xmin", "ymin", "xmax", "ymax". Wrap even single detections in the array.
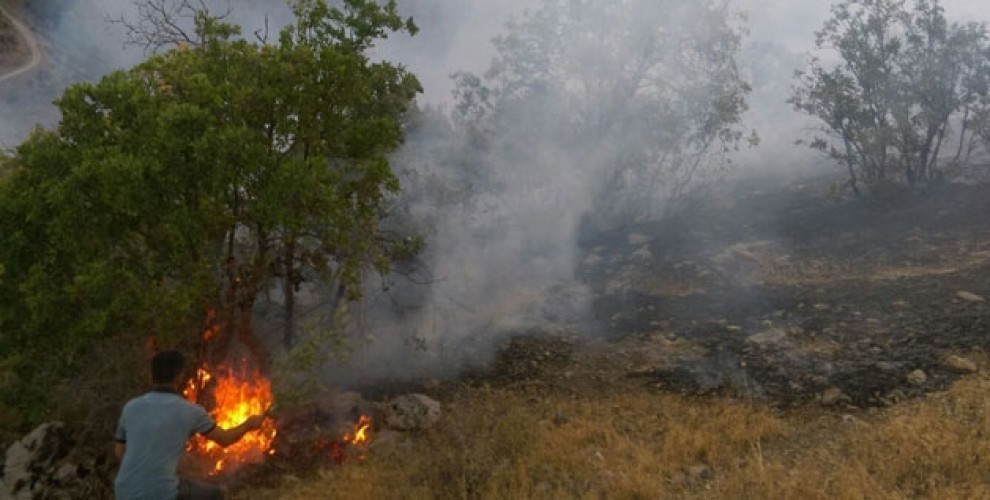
[
  {"xmin": 244, "ymin": 414, "xmax": 265, "ymax": 431},
  {"xmin": 204, "ymin": 414, "xmax": 268, "ymax": 447}
]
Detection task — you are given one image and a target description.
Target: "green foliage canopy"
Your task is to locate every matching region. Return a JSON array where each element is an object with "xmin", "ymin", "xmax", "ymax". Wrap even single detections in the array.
[
  {"xmin": 0, "ymin": 0, "xmax": 420, "ymax": 358},
  {"xmin": 792, "ymin": 0, "xmax": 990, "ymax": 193}
]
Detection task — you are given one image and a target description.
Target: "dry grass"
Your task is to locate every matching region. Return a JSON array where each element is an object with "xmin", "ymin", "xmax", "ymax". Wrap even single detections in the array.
[
  {"xmin": 718, "ymin": 375, "xmax": 990, "ymax": 499},
  {"xmin": 234, "ymin": 369, "xmax": 990, "ymax": 499}
]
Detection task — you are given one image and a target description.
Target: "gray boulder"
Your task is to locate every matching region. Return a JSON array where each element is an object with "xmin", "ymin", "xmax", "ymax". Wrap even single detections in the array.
[{"xmin": 384, "ymin": 394, "xmax": 442, "ymax": 431}]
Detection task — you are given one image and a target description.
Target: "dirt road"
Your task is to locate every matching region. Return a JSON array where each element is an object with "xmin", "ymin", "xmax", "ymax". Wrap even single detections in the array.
[{"xmin": 0, "ymin": 2, "xmax": 41, "ymax": 83}]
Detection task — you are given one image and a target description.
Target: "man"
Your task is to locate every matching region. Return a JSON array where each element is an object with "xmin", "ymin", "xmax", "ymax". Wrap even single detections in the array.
[{"xmin": 114, "ymin": 350, "xmax": 266, "ymax": 500}]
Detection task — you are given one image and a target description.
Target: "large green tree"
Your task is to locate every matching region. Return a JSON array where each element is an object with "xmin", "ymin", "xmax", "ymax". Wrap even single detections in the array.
[
  {"xmin": 0, "ymin": 0, "xmax": 420, "ymax": 383},
  {"xmin": 792, "ymin": 0, "xmax": 990, "ymax": 194}
]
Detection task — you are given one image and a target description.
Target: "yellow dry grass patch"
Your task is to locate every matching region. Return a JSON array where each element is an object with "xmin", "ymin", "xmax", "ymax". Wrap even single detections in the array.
[
  {"xmin": 239, "ymin": 389, "xmax": 786, "ymax": 499},
  {"xmin": 240, "ymin": 373, "xmax": 990, "ymax": 499},
  {"xmin": 719, "ymin": 376, "xmax": 990, "ymax": 499}
]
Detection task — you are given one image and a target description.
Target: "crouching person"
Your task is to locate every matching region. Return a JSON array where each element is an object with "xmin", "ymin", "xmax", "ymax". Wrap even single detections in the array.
[{"xmin": 114, "ymin": 350, "xmax": 266, "ymax": 500}]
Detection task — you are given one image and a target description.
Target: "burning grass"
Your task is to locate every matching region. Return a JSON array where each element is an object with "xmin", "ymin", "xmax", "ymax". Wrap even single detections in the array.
[
  {"xmin": 236, "ymin": 364, "xmax": 990, "ymax": 499},
  {"xmin": 183, "ymin": 363, "xmax": 277, "ymax": 476}
]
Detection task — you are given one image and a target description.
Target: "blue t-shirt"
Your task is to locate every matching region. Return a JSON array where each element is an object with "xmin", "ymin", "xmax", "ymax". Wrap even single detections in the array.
[{"xmin": 114, "ymin": 389, "xmax": 216, "ymax": 500}]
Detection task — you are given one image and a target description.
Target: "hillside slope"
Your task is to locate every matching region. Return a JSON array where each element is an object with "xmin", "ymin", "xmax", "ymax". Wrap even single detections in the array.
[
  {"xmin": 0, "ymin": 1, "xmax": 41, "ymax": 83},
  {"xmin": 229, "ymin": 178, "xmax": 990, "ymax": 498}
]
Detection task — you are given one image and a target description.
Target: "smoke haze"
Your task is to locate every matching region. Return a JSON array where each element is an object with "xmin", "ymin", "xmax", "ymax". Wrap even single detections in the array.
[
  {"xmin": 4, "ymin": 0, "xmax": 990, "ymax": 386},
  {"xmin": 5, "ymin": 0, "xmax": 990, "ymax": 143}
]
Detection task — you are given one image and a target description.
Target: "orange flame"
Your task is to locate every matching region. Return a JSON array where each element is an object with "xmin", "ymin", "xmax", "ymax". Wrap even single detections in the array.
[
  {"xmin": 344, "ymin": 415, "xmax": 372, "ymax": 447},
  {"xmin": 182, "ymin": 362, "xmax": 277, "ymax": 475},
  {"xmin": 325, "ymin": 415, "xmax": 373, "ymax": 464}
]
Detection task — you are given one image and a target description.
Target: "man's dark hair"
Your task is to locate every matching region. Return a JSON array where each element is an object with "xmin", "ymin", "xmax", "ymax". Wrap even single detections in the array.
[{"xmin": 151, "ymin": 350, "xmax": 186, "ymax": 384}]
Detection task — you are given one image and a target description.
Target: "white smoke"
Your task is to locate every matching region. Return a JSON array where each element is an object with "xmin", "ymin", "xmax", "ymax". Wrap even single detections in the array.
[{"xmin": 5, "ymin": 0, "xmax": 990, "ymax": 387}]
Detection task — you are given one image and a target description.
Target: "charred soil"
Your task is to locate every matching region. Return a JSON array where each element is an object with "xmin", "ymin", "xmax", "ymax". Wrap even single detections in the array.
[{"xmin": 482, "ymin": 177, "xmax": 990, "ymax": 409}]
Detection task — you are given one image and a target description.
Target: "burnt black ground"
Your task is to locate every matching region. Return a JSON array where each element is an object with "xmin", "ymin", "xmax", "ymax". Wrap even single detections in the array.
[{"xmin": 486, "ymin": 176, "xmax": 990, "ymax": 408}]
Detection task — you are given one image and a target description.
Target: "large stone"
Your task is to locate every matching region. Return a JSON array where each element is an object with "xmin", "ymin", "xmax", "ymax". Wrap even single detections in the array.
[
  {"xmin": 906, "ymin": 369, "xmax": 928, "ymax": 386},
  {"xmin": 957, "ymin": 291, "xmax": 985, "ymax": 303},
  {"xmin": 943, "ymin": 355, "xmax": 978, "ymax": 374},
  {"xmin": 746, "ymin": 328, "xmax": 788, "ymax": 348},
  {"xmin": 4, "ymin": 422, "xmax": 76, "ymax": 499},
  {"xmin": 820, "ymin": 387, "xmax": 851, "ymax": 407},
  {"xmin": 314, "ymin": 391, "xmax": 366, "ymax": 417},
  {"xmin": 384, "ymin": 394, "xmax": 442, "ymax": 431}
]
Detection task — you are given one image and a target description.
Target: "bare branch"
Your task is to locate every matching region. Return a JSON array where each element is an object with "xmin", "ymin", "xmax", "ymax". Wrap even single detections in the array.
[
  {"xmin": 254, "ymin": 15, "xmax": 271, "ymax": 45},
  {"xmin": 108, "ymin": 0, "xmax": 232, "ymax": 52}
]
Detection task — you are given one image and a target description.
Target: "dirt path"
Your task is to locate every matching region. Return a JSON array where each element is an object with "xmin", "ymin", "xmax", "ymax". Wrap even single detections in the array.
[{"xmin": 0, "ymin": 2, "xmax": 41, "ymax": 83}]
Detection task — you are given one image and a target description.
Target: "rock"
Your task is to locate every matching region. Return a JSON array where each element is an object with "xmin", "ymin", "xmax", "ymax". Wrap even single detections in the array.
[
  {"xmin": 278, "ymin": 390, "xmax": 385, "ymax": 451},
  {"xmin": 52, "ymin": 463, "xmax": 78, "ymax": 484},
  {"xmin": 943, "ymin": 355, "xmax": 978, "ymax": 374},
  {"xmin": 627, "ymin": 234, "xmax": 652, "ymax": 246},
  {"xmin": 746, "ymin": 328, "xmax": 788, "ymax": 347},
  {"xmin": 631, "ymin": 246, "xmax": 653, "ymax": 261},
  {"xmin": 582, "ymin": 253, "xmax": 603, "ymax": 266},
  {"xmin": 874, "ymin": 361, "xmax": 900, "ymax": 373},
  {"xmin": 4, "ymin": 422, "xmax": 81, "ymax": 500},
  {"xmin": 957, "ymin": 291, "xmax": 985, "ymax": 302},
  {"xmin": 314, "ymin": 391, "xmax": 365, "ymax": 417},
  {"xmin": 385, "ymin": 394, "xmax": 442, "ymax": 431},
  {"xmin": 813, "ymin": 303, "xmax": 831, "ymax": 312},
  {"xmin": 368, "ymin": 429, "xmax": 401, "ymax": 451},
  {"xmin": 841, "ymin": 414, "xmax": 859, "ymax": 425},
  {"xmin": 906, "ymin": 369, "xmax": 927, "ymax": 386},
  {"xmin": 820, "ymin": 387, "xmax": 851, "ymax": 407},
  {"xmin": 884, "ymin": 389, "xmax": 907, "ymax": 405},
  {"xmin": 604, "ymin": 278, "xmax": 632, "ymax": 295}
]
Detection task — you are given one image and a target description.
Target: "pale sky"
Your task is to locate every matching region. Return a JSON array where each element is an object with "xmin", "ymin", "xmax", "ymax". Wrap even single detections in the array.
[
  {"xmin": 737, "ymin": 0, "xmax": 990, "ymax": 51},
  {"xmin": 392, "ymin": 0, "xmax": 990, "ymax": 103},
  {"xmin": 7, "ymin": 0, "xmax": 990, "ymax": 144}
]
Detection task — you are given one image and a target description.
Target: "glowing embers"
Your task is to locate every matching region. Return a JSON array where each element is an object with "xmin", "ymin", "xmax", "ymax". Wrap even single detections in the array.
[
  {"xmin": 182, "ymin": 362, "xmax": 277, "ymax": 475},
  {"xmin": 316, "ymin": 415, "xmax": 374, "ymax": 465}
]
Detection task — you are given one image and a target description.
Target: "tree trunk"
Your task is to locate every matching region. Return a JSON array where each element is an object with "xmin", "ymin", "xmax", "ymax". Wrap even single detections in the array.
[
  {"xmin": 282, "ymin": 238, "xmax": 297, "ymax": 349},
  {"xmin": 211, "ymin": 260, "xmax": 270, "ymax": 374}
]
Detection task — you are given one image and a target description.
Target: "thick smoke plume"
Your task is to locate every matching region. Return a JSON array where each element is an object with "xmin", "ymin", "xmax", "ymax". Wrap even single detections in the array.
[{"xmin": 348, "ymin": 0, "xmax": 753, "ymax": 384}]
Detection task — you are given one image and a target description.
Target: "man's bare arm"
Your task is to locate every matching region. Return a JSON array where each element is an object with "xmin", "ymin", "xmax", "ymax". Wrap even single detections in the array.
[
  {"xmin": 114, "ymin": 442, "xmax": 126, "ymax": 461},
  {"xmin": 203, "ymin": 415, "xmax": 265, "ymax": 447}
]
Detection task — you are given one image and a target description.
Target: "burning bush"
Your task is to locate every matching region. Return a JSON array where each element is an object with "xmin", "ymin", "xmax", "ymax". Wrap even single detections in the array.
[{"xmin": 182, "ymin": 363, "xmax": 277, "ymax": 476}]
